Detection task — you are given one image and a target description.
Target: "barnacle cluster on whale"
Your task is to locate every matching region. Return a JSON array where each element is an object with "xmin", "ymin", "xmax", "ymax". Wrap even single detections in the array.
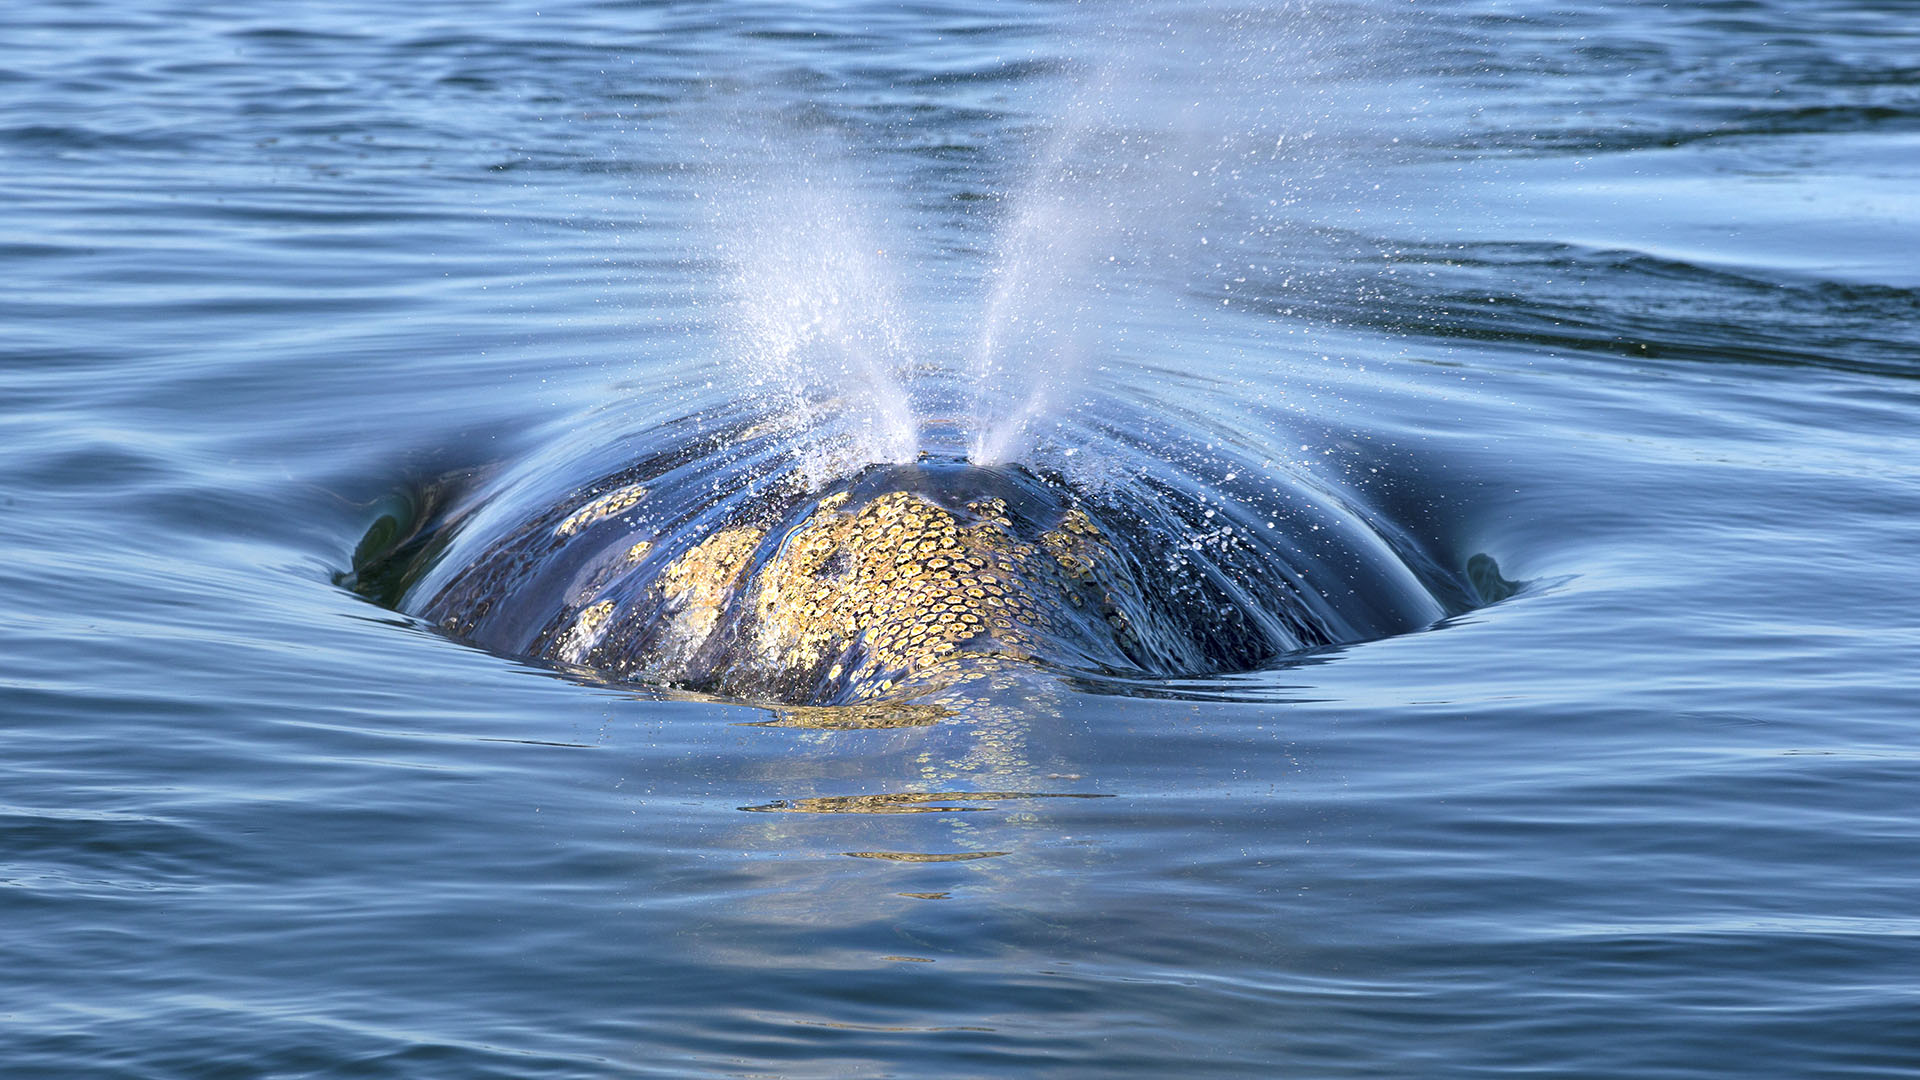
[{"xmin": 345, "ymin": 416, "xmax": 1489, "ymax": 707}]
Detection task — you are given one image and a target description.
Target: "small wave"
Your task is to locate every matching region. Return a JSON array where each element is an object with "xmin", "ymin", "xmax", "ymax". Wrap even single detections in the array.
[
  {"xmin": 1224, "ymin": 239, "xmax": 1920, "ymax": 381},
  {"xmin": 0, "ymin": 123, "xmax": 192, "ymax": 152}
]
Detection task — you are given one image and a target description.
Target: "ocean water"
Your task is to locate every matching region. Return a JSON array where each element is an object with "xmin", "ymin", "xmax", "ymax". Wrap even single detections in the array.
[{"xmin": 5, "ymin": 0, "xmax": 1920, "ymax": 1076}]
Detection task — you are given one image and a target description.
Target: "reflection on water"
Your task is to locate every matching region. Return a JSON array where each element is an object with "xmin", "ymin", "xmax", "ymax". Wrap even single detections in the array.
[
  {"xmin": 845, "ymin": 851, "xmax": 1011, "ymax": 862},
  {"xmin": 742, "ymin": 791, "xmax": 1112, "ymax": 815},
  {"xmin": 746, "ymin": 702, "xmax": 951, "ymax": 730}
]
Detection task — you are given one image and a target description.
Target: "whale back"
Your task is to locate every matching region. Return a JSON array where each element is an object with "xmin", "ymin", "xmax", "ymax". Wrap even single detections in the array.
[{"xmin": 349, "ymin": 428, "xmax": 1462, "ymax": 705}]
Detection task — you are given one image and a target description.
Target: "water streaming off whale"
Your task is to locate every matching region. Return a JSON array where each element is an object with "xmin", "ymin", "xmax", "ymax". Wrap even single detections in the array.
[{"xmin": 348, "ymin": 412, "xmax": 1477, "ymax": 705}]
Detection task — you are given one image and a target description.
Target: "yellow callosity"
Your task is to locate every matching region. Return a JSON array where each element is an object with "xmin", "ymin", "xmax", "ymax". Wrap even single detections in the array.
[
  {"xmin": 654, "ymin": 526, "xmax": 768, "ymax": 662},
  {"xmin": 553, "ymin": 484, "xmax": 648, "ymax": 538},
  {"xmin": 732, "ymin": 490, "xmax": 1124, "ymax": 700},
  {"xmin": 534, "ymin": 481, "xmax": 1137, "ymax": 705},
  {"xmin": 554, "ymin": 599, "xmax": 616, "ymax": 665}
]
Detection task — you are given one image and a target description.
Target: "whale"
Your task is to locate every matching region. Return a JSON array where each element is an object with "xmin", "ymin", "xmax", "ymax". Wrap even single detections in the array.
[{"xmin": 345, "ymin": 416, "xmax": 1479, "ymax": 706}]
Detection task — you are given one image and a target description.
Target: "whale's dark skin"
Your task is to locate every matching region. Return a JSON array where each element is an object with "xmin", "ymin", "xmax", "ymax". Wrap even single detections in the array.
[{"xmin": 351, "ymin": 443, "xmax": 1463, "ymax": 707}]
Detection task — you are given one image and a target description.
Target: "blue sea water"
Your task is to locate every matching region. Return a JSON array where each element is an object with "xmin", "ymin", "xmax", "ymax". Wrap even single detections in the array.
[{"xmin": 4, "ymin": 0, "xmax": 1920, "ymax": 1076}]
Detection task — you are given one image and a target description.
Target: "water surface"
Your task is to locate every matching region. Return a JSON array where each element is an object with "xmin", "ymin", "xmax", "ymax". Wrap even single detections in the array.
[{"xmin": 5, "ymin": 1, "xmax": 1920, "ymax": 1076}]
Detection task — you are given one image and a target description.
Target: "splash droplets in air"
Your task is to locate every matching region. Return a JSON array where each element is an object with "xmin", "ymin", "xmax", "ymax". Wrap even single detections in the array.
[
  {"xmin": 714, "ymin": 141, "xmax": 921, "ymax": 483},
  {"xmin": 704, "ymin": 2, "xmax": 1398, "ymax": 482}
]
